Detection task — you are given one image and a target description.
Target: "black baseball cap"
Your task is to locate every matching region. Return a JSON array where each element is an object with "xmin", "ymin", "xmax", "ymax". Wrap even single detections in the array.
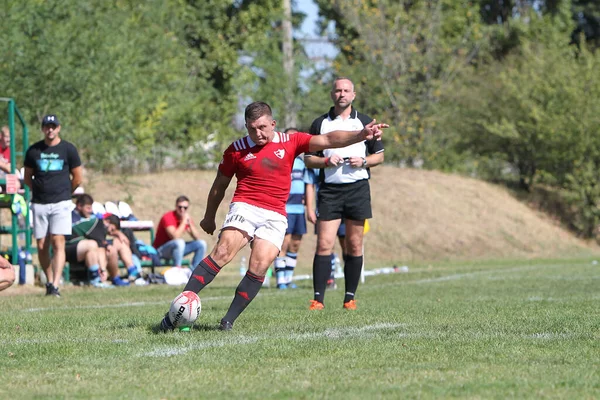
[{"xmin": 41, "ymin": 114, "xmax": 60, "ymax": 127}]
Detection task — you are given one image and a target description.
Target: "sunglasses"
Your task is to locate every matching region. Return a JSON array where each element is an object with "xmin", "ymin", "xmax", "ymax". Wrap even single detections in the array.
[{"xmin": 177, "ymin": 205, "xmax": 188, "ymax": 210}]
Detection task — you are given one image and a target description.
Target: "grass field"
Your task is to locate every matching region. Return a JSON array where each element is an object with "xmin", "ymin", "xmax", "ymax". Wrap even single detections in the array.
[{"xmin": 1, "ymin": 257, "xmax": 599, "ymax": 399}]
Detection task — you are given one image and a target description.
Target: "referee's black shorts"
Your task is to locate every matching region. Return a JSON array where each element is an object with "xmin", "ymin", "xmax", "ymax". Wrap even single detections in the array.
[{"xmin": 317, "ymin": 179, "xmax": 372, "ymax": 221}]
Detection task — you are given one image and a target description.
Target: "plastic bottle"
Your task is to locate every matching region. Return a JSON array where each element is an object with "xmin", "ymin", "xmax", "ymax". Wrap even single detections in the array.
[
  {"xmin": 334, "ymin": 254, "xmax": 342, "ymax": 277},
  {"xmin": 262, "ymin": 267, "xmax": 272, "ymax": 287},
  {"xmin": 239, "ymin": 256, "xmax": 247, "ymax": 276},
  {"xmin": 18, "ymin": 248, "xmax": 26, "ymax": 285}
]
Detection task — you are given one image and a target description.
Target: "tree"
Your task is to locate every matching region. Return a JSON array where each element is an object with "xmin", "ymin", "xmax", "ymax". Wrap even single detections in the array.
[
  {"xmin": 0, "ymin": 0, "xmax": 296, "ymax": 171},
  {"xmin": 572, "ymin": 0, "xmax": 600, "ymax": 48},
  {"xmin": 313, "ymin": 0, "xmax": 485, "ymax": 166},
  {"xmin": 443, "ymin": 4, "xmax": 600, "ymax": 235},
  {"xmin": 477, "ymin": 0, "xmax": 600, "ymax": 53}
]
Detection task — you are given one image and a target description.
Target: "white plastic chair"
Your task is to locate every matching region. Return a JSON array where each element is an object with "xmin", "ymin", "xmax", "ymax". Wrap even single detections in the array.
[
  {"xmin": 104, "ymin": 201, "xmax": 121, "ymax": 218},
  {"xmin": 118, "ymin": 201, "xmax": 133, "ymax": 219},
  {"xmin": 92, "ymin": 201, "xmax": 106, "ymax": 217}
]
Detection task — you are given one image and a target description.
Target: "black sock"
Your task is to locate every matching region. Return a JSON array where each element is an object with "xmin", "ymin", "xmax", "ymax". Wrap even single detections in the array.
[
  {"xmin": 343, "ymin": 255, "xmax": 363, "ymax": 303},
  {"xmin": 183, "ymin": 256, "xmax": 221, "ymax": 293},
  {"xmin": 222, "ymin": 271, "xmax": 264, "ymax": 323},
  {"xmin": 313, "ymin": 254, "xmax": 331, "ymax": 303}
]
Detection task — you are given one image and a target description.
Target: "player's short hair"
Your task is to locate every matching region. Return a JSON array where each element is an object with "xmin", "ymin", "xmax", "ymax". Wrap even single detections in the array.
[
  {"xmin": 105, "ymin": 214, "xmax": 121, "ymax": 229},
  {"xmin": 175, "ymin": 195, "xmax": 189, "ymax": 205},
  {"xmin": 284, "ymin": 127, "xmax": 298, "ymax": 134},
  {"xmin": 76, "ymin": 193, "xmax": 94, "ymax": 206},
  {"xmin": 0, "ymin": 126, "xmax": 9, "ymax": 137},
  {"xmin": 245, "ymin": 102, "xmax": 272, "ymax": 122}
]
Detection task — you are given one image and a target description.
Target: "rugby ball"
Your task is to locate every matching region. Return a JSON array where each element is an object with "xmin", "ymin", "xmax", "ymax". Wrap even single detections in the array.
[{"xmin": 168, "ymin": 291, "xmax": 201, "ymax": 328}]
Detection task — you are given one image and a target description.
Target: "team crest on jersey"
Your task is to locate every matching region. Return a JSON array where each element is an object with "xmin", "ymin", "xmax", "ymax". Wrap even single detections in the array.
[
  {"xmin": 243, "ymin": 153, "xmax": 256, "ymax": 161},
  {"xmin": 274, "ymin": 149, "xmax": 285, "ymax": 159}
]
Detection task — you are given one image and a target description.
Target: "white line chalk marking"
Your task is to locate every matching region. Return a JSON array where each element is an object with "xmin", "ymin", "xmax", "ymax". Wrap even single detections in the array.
[{"xmin": 142, "ymin": 323, "xmax": 406, "ymax": 357}]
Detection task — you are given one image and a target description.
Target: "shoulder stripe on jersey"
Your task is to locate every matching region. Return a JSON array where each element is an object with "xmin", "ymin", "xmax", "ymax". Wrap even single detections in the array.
[{"xmin": 233, "ymin": 138, "xmax": 247, "ymax": 151}]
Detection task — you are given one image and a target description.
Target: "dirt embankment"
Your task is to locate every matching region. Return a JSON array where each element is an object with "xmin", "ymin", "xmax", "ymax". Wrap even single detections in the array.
[{"xmin": 80, "ymin": 166, "xmax": 598, "ymax": 270}]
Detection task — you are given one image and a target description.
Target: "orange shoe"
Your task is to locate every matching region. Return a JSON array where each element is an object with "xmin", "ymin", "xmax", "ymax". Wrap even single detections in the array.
[
  {"xmin": 309, "ymin": 300, "xmax": 324, "ymax": 310},
  {"xmin": 343, "ymin": 300, "xmax": 357, "ymax": 310}
]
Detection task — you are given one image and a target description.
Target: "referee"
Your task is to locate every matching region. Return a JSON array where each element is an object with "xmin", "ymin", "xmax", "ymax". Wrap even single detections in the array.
[{"xmin": 305, "ymin": 77, "xmax": 384, "ymax": 310}]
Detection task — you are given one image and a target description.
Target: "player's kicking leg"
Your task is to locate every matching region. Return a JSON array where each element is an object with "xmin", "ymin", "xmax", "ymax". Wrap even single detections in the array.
[
  {"xmin": 159, "ymin": 228, "xmax": 249, "ymax": 331},
  {"xmin": 219, "ymin": 237, "xmax": 280, "ymax": 331}
]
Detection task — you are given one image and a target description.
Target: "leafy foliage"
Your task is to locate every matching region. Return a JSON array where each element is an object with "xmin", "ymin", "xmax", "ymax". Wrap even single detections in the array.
[
  {"xmin": 443, "ymin": 3, "xmax": 600, "ymax": 235},
  {"xmin": 2, "ymin": 0, "xmax": 600, "ymax": 236},
  {"xmin": 0, "ymin": 0, "xmax": 295, "ymax": 171},
  {"xmin": 572, "ymin": 0, "xmax": 600, "ymax": 48},
  {"xmin": 313, "ymin": 0, "xmax": 485, "ymax": 166}
]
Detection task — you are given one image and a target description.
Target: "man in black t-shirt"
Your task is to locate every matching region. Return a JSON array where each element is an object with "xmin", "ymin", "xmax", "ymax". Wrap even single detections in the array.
[{"xmin": 24, "ymin": 114, "xmax": 83, "ymax": 297}]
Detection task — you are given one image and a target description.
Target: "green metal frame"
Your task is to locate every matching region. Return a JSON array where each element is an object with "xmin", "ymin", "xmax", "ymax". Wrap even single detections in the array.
[{"xmin": 0, "ymin": 98, "xmax": 32, "ymax": 268}]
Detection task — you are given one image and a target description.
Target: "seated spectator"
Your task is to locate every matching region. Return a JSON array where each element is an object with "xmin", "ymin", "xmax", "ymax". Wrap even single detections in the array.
[
  {"xmin": 0, "ymin": 126, "xmax": 13, "ymax": 174},
  {"xmin": 69, "ymin": 194, "xmax": 130, "ymax": 286},
  {"xmin": 153, "ymin": 195, "xmax": 207, "ymax": 268},
  {"xmin": 103, "ymin": 214, "xmax": 143, "ymax": 281},
  {"xmin": 0, "ymin": 126, "xmax": 21, "ymax": 190},
  {"xmin": 0, "ymin": 255, "xmax": 15, "ymax": 292},
  {"xmin": 66, "ymin": 213, "xmax": 112, "ymax": 287}
]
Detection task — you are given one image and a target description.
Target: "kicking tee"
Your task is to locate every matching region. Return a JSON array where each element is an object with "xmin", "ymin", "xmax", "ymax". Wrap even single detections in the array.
[{"xmin": 219, "ymin": 131, "xmax": 312, "ymax": 216}]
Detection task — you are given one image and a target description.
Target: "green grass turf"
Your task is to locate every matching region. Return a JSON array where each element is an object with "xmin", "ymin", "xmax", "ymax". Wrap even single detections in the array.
[{"xmin": 1, "ymin": 258, "xmax": 599, "ymax": 399}]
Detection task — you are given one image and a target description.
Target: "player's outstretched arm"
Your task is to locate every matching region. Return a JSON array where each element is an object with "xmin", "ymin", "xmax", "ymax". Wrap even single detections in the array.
[
  {"xmin": 307, "ymin": 120, "xmax": 388, "ymax": 153},
  {"xmin": 200, "ymin": 171, "xmax": 232, "ymax": 235}
]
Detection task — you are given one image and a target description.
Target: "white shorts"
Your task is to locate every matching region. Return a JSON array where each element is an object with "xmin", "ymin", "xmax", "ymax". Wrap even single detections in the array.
[
  {"xmin": 32, "ymin": 200, "xmax": 73, "ymax": 239},
  {"xmin": 222, "ymin": 202, "xmax": 288, "ymax": 250}
]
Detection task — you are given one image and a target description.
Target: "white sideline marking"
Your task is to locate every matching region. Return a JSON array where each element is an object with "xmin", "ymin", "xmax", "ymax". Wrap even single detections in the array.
[
  {"xmin": 290, "ymin": 322, "xmax": 406, "ymax": 340},
  {"xmin": 411, "ymin": 264, "xmax": 566, "ymax": 284},
  {"xmin": 11, "ymin": 338, "xmax": 132, "ymax": 345},
  {"xmin": 142, "ymin": 323, "xmax": 405, "ymax": 358},
  {"xmin": 21, "ymin": 295, "xmax": 234, "ymax": 313},
  {"xmin": 365, "ymin": 263, "xmax": 573, "ymax": 289},
  {"xmin": 142, "ymin": 323, "xmax": 583, "ymax": 358},
  {"xmin": 146, "ymin": 336, "xmax": 262, "ymax": 357},
  {"xmin": 526, "ymin": 332, "xmax": 576, "ymax": 340},
  {"xmin": 10, "ymin": 263, "xmax": 586, "ymax": 314}
]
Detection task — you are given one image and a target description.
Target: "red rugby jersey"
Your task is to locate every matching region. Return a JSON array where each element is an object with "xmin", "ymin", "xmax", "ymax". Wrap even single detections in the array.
[{"xmin": 218, "ymin": 131, "xmax": 312, "ymax": 216}]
